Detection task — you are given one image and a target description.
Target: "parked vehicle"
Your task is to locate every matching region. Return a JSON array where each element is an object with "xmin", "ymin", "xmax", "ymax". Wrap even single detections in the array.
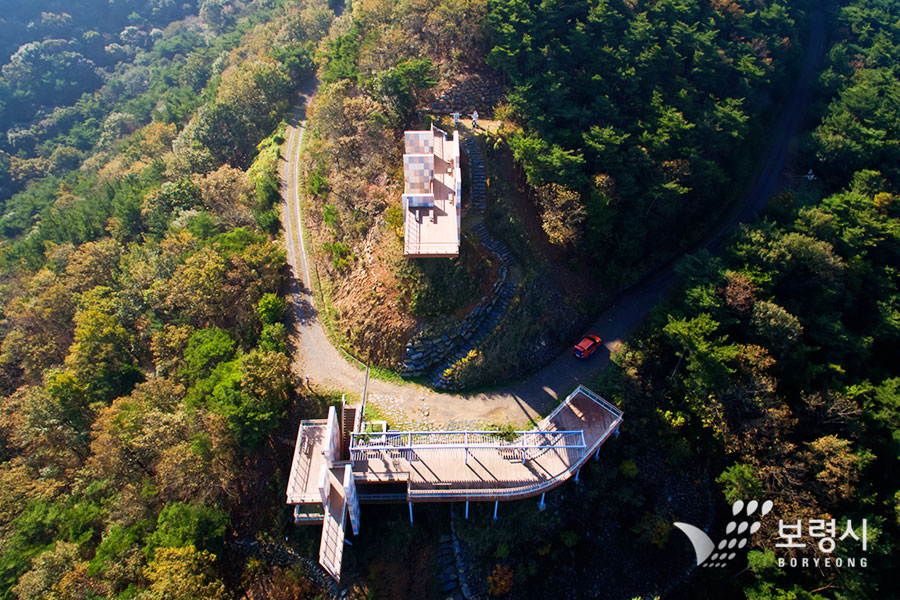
[{"xmin": 573, "ymin": 334, "xmax": 602, "ymax": 358}]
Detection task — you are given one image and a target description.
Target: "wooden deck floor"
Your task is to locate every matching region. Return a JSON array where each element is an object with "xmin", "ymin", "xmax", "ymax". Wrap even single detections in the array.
[
  {"xmin": 351, "ymin": 389, "xmax": 622, "ymax": 501},
  {"xmin": 286, "ymin": 421, "xmax": 327, "ymax": 504},
  {"xmin": 318, "ymin": 474, "xmax": 347, "ymax": 581}
]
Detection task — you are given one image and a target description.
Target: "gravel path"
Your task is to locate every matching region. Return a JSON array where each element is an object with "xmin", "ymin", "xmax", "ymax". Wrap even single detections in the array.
[{"xmin": 280, "ymin": 3, "xmax": 825, "ymax": 428}]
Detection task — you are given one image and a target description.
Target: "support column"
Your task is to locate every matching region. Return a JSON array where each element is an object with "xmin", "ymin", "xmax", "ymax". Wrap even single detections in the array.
[
  {"xmin": 575, "ymin": 468, "xmax": 580, "ymax": 483},
  {"xmin": 465, "ymin": 501, "xmax": 469, "ymax": 519},
  {"xmin": 538, "ymin": 493, "xmax": 546, "ymax": 511},
  {"xmin": 493, "ymin": 501, "xmax": 499, "ymax": 520},
  {"xmin": 409, "ymin": 502, "xmax": 413, "ymax": 525},
  {"xmin": 595, "ymin": 447, "xmax": 601, "ymax": 460}
]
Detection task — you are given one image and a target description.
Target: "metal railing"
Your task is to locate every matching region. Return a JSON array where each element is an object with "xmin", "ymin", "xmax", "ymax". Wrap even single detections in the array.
[
  {"xmin": 286, "ymin": 421, "xmax": 326, "ymax": 503},
  {"xmin": 349, "ymin": 429, "xmax": 585, "ymax": 457},
  {"xmin": 569, "ymin": 385, "xmax": 624, "ymax": 419}
]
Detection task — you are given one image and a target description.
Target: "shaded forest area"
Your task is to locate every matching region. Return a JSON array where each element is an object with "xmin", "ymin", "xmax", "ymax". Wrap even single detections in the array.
[
  {"xmin": 448, "ymin": 1, "xmax": 900, "ymax": 598},
  {"xmin": 488, "ymin": 0, "xmax": 809, "ymax": 283}
]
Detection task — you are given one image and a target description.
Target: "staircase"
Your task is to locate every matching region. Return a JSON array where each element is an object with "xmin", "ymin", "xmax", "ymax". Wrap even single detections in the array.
[
  {"xmin": 463, "ymin": 138, "xmax": 487, "ymax": 215},
  {"xmin": 340, "ymin": 405, "xmax": 356, "ymax": 460},
  {"xmin": 430, "ymin": 222, "xmax": 518, "ymax": 389}
]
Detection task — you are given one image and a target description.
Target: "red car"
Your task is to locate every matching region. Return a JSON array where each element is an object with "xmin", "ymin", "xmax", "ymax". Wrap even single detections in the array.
[{"xmin": 573, "ymin": 334, "xmax": 602, "ymax": 359}]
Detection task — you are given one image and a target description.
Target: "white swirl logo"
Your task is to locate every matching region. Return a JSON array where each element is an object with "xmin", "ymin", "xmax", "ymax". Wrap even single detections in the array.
[{"xmin": 674, "ymin": 499, "xmax": 774, "ymax": 568}]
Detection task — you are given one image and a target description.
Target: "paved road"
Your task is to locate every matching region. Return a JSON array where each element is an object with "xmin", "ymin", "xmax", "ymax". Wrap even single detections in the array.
[{"xmin": 280, "ymin": 4, "xmax": 825, "ymax": 427}]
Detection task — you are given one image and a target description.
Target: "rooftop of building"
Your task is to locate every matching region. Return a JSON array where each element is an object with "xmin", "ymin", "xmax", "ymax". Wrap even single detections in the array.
[{"xmin": 402, "ymin": 126, "xmax": 461, "ymax": 258}]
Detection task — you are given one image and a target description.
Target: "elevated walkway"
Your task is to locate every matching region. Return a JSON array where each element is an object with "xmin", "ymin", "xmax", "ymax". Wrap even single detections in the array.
[
  {"xmin": 286, "ymin": 384, "xmax": 622, "ymax": 582},
  {"xmin": 287, "ymin": 421, "xmax": 328, "ymax": 505},
  {"xmin": 318, "ymin": 469, "xmax": 347, "ymax": 581},
  {"xmin": 349, "ymin": 386, "xmax": 621, "ymax": 500}
]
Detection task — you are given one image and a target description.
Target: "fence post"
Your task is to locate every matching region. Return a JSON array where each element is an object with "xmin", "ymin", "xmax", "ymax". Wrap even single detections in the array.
[{"xmin": 465, "ymin": 431, "xmax": 469, "ymax": 466}]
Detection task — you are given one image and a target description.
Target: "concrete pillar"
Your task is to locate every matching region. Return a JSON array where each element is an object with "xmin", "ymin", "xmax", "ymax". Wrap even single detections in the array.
[{"xmin": 493, "ymin": 501, "xmax": 499, "ymax": 520}]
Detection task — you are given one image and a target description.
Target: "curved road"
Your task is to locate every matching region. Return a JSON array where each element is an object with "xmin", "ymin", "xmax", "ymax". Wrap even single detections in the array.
[{"xmin": 281, "ymin": 5, "xmax": 825, "ymax": 428}]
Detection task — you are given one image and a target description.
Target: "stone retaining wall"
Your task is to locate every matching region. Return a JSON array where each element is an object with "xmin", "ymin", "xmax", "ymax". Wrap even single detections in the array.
[
  {"xmin": 230, "ymin": 539, "xmax": 344, "ymax": 598},
  {"xmin": 400, "ymin": 138, "xmax": 519, "ymax": 384},
  {"xmin": 429, "ymin": 79, "xmax": 504, "ymax": 115}
]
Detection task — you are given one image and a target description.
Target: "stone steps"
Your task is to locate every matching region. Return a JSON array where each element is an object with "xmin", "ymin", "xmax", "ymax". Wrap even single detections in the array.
[
  {"xmin": 462, "ymin": 139, "xmax": 487, "ymax": 215},
  {"xmin": 401, "ymin": 138, "xmax": 521, "ymax": 389},
  {"xmin": 429, "ymin": 80, "xmax": 504, "ymax": 116},
  {"xmin": 429, "ymin": 280, "xmax": 516, "ymax": 389},
  {"xmin": 436, "ymin": 534, "xmax": 465, "ymax": 600}
]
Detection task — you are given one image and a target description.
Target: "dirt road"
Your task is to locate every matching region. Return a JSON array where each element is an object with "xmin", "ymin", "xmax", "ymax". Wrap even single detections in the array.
[{"xmin": 280, "ymin": 4, "xmax": 826, "ymax": 428}]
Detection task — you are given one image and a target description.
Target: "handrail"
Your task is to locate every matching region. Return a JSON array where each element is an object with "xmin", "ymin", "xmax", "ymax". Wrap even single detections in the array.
[
  {"xmin": 286, "ymin": 421, "xmax": 327, "ymax": 502},
  {"xmin": 405, "ymin": 420, "xmax": 621, "ymax": 501},
  {"xmin": 350, "ymin": 429, "xmax": 586, "ymax": 451},
  {"xmin": 353, "ymin": 366, "xmax": 369, "ymax": 435}
]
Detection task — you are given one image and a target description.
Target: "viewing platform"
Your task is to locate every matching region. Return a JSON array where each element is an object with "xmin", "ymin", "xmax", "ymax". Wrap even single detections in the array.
[
  {"xmin": 402, "ymin": 126, "xmax": 461, "ymax": 257},
  {"xmin": 349, "ymin": 387, "xmax": 620, "ymax": 500},
  {"xmin": 286, "ymin": 383, "xmax": 622, "ymax": 581}
]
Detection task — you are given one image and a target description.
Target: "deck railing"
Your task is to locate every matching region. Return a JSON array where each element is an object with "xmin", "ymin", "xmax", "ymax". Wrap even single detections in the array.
[
  {"xmin": 286, "ymin": 421, "xmax": 326, "ymax": 503},
  {"xmin": 350, "ymin": 429, "xmax": 585, "ymax": 453},
  {"xmin": 403, "ymin": 419, "xmax": 620, "ymax": 501},
  {"xmin": 350, "ymin": 430, "xmax": 587, "ymax": 461}
]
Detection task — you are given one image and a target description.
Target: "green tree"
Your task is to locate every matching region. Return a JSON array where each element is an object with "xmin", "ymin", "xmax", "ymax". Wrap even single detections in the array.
[
  {"xmin": 64, "ymin": 287, "xmax": 141, "ymax": 402},
  {"xmin": 144, "ymin": 503, "xmax": 227, "ymax": 559},
  {"xmin": 750, "ymin": 301, "xmax": 803, "ymax": 358},
  {"xmin": 140, "ymin": 546, "xmax": 226, "ymax": 600},
  {"xmin": 716, "ymin": 463, "xmax": 763, "ymax": 504},
  {"xmin": 256, "ymin": 293, "xmax": 285, "ymax": 326},
  {"xmin": 181, "ymin": 329, "xmax": 235, "ymax": 383}
]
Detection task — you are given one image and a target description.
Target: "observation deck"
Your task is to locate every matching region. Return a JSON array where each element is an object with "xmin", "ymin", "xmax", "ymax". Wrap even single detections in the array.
[{"xmin": 286, "ymin": 384, "xmax": 622, "ymax": 581}]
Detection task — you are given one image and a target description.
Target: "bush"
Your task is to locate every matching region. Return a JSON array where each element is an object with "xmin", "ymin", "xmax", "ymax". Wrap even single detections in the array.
[
  {"xmin": 256, "ymin": 293, "xmax": 285, "ymax": 325},
  {"xmin": 144, "ymin": 502, "xmax": 227, "ymax": 560},
  {"xmin": 323, "ymin": 241, "xmax": 352, "ymax": 270}
]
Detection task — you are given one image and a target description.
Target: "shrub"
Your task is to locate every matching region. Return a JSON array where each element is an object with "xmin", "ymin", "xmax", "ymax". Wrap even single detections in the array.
[{"xmin": 256, "ymin": 293, "xmax": 285, "ymax": 325}]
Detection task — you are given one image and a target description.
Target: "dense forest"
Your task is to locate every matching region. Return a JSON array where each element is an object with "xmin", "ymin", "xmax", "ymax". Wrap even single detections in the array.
[
  {"xmin": 0, "ymin": 1, "xmax": 334, "ymax": 599},
  {"xmin": 435, "ymin": 2, "xmax": 900, "ymax": 598},
  {"xmin": 1, "ymin": 0, "xmax": 900, "ymax": 598},
  {"xmin": 488, "ymin": 0, "xmax": 808, "ymax": 280}
]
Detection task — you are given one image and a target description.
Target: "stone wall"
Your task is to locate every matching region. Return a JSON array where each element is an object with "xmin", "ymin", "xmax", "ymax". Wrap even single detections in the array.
[
  {"xmin": 429, "ymin": 78, "xmax": 504, "ymax": 116},
  {"xmin": 400, "ymin": 137, "xmax": 520, "ymax": 384}
]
